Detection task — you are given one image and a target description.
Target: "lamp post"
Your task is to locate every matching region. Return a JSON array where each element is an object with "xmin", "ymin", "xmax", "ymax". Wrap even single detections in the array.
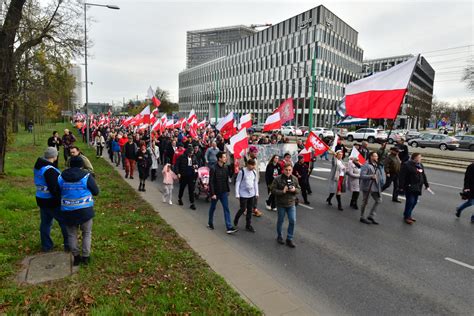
[{"xmin": 84, "ymin": 2, "xmax": 119, "ymax": 144}]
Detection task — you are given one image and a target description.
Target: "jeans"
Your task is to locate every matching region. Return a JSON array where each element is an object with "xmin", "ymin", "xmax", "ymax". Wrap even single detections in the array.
[
  {"xmin": 66, "ymin": 219, "xmax": 93, "ymax": 257},
  {"xmin": 234, "ymin": 197, "xmax": 255, "ymax": 227},
  {"xmin": 277, "ymin": 206, "xmax": 296, "ymax": 240},
  {"xmin": 113, "ymin": 151, "xmax": 120, "ymax": 166},
  {"xmin": 456, "ymin": 198, "xmax": 474, "ymax": 218},
  {"xmin": 63, "ymin": 148, "xmax": 70, "ymax": 163},
  {"xmin": 39, "ymin": 207, "xmax": 69, "ymax": 251},
  {"xmin": 208, "ymin": 192, "xmax": 233, "ymax": 230},
  {"xmin": 382, "ymin": 174, "xmax": 399, "ymax": 201},
  {"xmin": 360, "ymin": 191, "xmax": 381, "ymax": 219},
  {"xmin": 403, "ymin": 192, "xmax": 419, "ymax": 219}
]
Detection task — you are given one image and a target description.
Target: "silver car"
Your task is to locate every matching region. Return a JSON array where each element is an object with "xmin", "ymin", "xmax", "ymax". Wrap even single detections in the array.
[
  {"xmin": 408, "ymin": 133, "xmax": 460, "ymax": 151},
  {"xmin": 455, "ymin": 135, "xmax": 474, "ymax": 151}
]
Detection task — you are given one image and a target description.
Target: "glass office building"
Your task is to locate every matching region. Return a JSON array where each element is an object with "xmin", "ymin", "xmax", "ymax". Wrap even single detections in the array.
[
  {"xmin": 179, "ymin": 5, "xmax": 364, "ymax": 127},
  {"xmin": 363, "ymin": 55, "xmax": 435, "ymax": 129}
]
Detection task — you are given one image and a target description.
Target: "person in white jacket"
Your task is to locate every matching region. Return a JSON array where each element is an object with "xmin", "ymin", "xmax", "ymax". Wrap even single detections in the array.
[
  {"xmin": 94, "ymin": 131, "xmax": 105, "ymax": 158},
  {"xmin": 149, "ymin": 140, "xmax": 160, "ymax": 181},
  {"xmin": 233, "ymin": 159, "xmax": 259, "ymax": 233}
]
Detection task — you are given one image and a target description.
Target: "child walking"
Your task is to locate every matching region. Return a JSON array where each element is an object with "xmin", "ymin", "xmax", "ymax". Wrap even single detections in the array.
[{"xmin": 162, "ymin": 163, "xmax": 178, "ymax": 204}]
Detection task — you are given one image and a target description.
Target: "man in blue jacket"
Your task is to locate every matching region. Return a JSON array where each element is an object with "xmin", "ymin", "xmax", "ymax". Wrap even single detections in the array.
[
  {"xmin": 58, "ymin": 156, "xmax": 99, "ymax": 265},
  {"xmin": 34, "ymin": 147, "xmax": 69, "ymax": 252}
]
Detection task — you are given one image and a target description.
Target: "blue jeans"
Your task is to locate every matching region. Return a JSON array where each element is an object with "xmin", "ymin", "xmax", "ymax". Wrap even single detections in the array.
[
  {"xmin": 403, "ymin": 193, "xmax": 419, "ymax": 219},
  {"xmin": 456, "ymin": 199, "xmax": 474, "ymax": 219},
  {"xmin": 208, "ymin": 192, "xmax": 233, "ymax": 230},
  {"xmin": 40, "ymin": 207, "xmax": 69, "ymax": 251},
  {"xmin": 277, "ymin": 206, "xmax": 296, "ymax": 240}
]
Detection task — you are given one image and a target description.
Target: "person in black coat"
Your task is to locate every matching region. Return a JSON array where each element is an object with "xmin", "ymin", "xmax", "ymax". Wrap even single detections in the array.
[
  {"xmin": 265, "ymin": 155, "xmax": 282, "ymax": 211},
  {"xmin": 176, "ymin": 148, "xmax": 199, "ymax": 210},
  {"xmin": 47, "ymin": 131, "xmax": 62, "ymax": 167},
  {"xmin": 399, "ymin": 153, "xmax": 430, "ymax": 224},
  {"xmin": 396, "ymin": 138, "xmax": 409, "ymax": 163},
  {"xmin": 135, "ymin": 142, "xmax": 153, "ymax": 192},
  {"xmin": 455, "ymin": 162, "xmax": 474, "ymax": 222},
  {"xmin": 293, "ymin": 155, "xmax": 310, "ymax": 204}
]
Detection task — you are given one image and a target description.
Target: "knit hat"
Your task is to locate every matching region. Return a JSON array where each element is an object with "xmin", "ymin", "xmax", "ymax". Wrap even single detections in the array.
[
  {"xmin": 69, "ymin": 156, "xmax": 84, "ymax": 168},
  {"xmin": 44, "ymin": 147, "xmax": 58, "ymax": 159}
]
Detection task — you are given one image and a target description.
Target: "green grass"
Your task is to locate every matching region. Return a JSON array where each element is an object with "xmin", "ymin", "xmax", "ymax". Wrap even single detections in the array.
[{"xmin": 0, "ymin": 123, "xmax": 260, "ymax": 315}]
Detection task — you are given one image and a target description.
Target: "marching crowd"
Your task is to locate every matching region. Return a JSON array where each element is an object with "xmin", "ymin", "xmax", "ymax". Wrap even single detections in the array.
[{"xmin": 34, "ymin": 120, "xmax": 474, "ymax": 264}]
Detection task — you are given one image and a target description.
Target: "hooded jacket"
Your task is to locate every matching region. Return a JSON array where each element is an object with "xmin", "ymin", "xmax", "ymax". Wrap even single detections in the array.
[
  {"xmin": 59, "ymin": 167, "xmax": 99, "ymax": 225},
  {"xmin": 34, "ymin": 157, "xmax": 61, "ymax": 208}
]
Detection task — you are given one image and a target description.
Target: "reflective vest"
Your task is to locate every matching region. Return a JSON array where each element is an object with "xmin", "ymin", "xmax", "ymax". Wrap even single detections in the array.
[
  {"xmin": 58, "ymin": 174, "xmax": 94, "ymax": 211},
  {"xmin": 34, "ymin": 165, "xmax": 60, "ymax": 199}
]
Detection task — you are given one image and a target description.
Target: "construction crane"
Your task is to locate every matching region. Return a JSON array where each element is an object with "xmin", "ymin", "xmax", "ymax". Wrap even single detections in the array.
[{"xmin": 250, "ymin": 23, "xmax": 272, "ymax": 29}]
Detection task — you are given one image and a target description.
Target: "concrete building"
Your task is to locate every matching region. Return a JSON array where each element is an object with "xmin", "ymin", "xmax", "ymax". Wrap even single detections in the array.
[
  {"xmin": 68, "ymin": 64, "xmax": 83, "ymax": 110},
  {"xmin": 362, "ymin": 55, "xmax": 435, "ymax": 129},
  {"xmin": 179, "ymin": 5, "xmax": 364, "ymax": 127}
]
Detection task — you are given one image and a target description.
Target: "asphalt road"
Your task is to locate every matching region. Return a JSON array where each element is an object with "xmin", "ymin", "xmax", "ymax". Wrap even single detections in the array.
[{"xmin": 147, "ymin": 162, "xmax": 473, "ymax": 315}]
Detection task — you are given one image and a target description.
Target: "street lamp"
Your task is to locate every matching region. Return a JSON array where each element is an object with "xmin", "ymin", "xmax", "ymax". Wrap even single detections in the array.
[{"xmin": 84, "ymin": 2, "xmax": 120, "ymax": 144}]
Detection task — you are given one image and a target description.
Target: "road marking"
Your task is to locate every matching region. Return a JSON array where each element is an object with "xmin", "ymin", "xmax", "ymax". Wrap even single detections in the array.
[
  {"xmin": 310, "ymin": 175, "xmax": 328, "ymax": 180},
  {"xmin": 430, "ymin": 182, "xmax": 462, "ymax": 190},
  {"xmin": 313, "ymin": 167, "xmax": 331, "ymax": 172},
  {"xmin": 299, "ymin": 203, "xmax": 314, "ymax": 210},
  {"xmin": 381, "ymin": 192, "xmax": 406, "ymax": 200},
  {"xmin": 445, "ymin": 257, "xmax": 474, "ymax": 270}
]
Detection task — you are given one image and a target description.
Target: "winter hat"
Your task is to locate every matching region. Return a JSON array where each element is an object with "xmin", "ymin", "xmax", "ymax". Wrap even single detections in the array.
[
  {"xmin": 44, "ymin": 147, "xmax": 58, "ymax": 159},
  {"xmin": 69, "ymin": 156, "xmax": 84, "ymax": 168},
  {"xmin": 249, "ymin": 146, "xmax": 258, "ymax": 153}
]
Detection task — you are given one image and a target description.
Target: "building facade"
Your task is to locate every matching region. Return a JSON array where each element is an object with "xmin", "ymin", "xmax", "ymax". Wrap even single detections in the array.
[
  {"xmin": 68, "ymin": 64, "xmax": 83, "ymax": 109},
  {"xmin": 363, "ymin": 55, "xmax": 435, "ymax": 129},
  {"xmin": 179, "ymin": 5, "xmax": 364, "ymax": 127}
]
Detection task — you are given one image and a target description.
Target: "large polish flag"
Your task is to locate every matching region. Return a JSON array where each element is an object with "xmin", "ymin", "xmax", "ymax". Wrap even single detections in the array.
[
  {"xmin": 273, "ymin": 98, "xmax": 294, "ymax": 124},
  {"xmin": 263, "ymin": 112, "xmax": 281, "ymax": 132},
  {"xmin": 216, "ymin": 112, "xmax": 235, "ymax": 134},
  {"xmin": 147, "ymin": 86, "xmax": 161, "ymax": 107},
  {"xmin": 139, "ymin": 105, "xmax": 151, "ymax": 124},
  {"xmin": 238, "ymin": 114, "xmax": 252, "ymax": 130},
  {"xmin": 187, "ymin": 109, "xmax": 197, "ymax": 126},
  {"xmin": 345, "ymin": 55, "xmax": 418, "ymax": 119},
  {"xmin": 229, "ymin": 128, "xmax": 248, "ymax": 159},
  {"xmin": 151, "ymin": 119, "xmax": 161, "ymax": 132},
  {"xmin": 350, "ymin": 147, "xmax": 366, "ymax": 164}
]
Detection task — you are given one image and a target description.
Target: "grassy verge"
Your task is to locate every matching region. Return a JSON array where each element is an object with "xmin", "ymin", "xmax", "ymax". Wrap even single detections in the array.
[{"xmin": 0, "ymin": 123, "xmax": 260, "ymax": 315}]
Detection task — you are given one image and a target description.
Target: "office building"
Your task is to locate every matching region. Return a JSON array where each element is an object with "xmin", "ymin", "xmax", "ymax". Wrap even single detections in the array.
[
  {"xmin": 179, "ymin": 5, "xmax": 364, "ymax": 127},
  {"xmin": 68, "ymin": 64, "xmax": 83, "ymax": 109}
]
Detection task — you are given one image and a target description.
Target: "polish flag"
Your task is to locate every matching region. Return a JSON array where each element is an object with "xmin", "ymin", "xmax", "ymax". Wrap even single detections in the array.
[
  {"xmin": 147, "ymin": 86, "xmax": 161, "ymax": 107},
  {"xmin": 121, "ymin": 116, "xmax": 134, "ymax": 127},
  {"xmin": 350, "ymin": 146, "xmax": 366, "ymax": 165},
  {"xmin": 139, "ymin": 105, "xmax": 151, "ymax": 124},
  {"xmin": 165, "ymin": 119, "xmax": 174, "ymax": 129},
  {"xmin": 273, "ymin": 98, "xmax": 294, "ymax": 124},
  {"xmin": 187, "ymin": 109, "xmax": 197, "ymax": 126},
  {"xmin": 152, "ymin": 107, "xmax": 159, "ymax": 117},
  {"xmin": 238, "ymin": 113, "xmax": 252, "ymax": 130},
  {"xmin": 229, "ymin": 128, "xmax": 248, "ymax": 159},
  {"xmin": 299, "ymin": 147, "xmax": 312, "ymax": 163},
  {"xmin": 345, "ymin": 55, "xmax": 418, "ymax": 119},
  {"xmin": 304, "ymin": 132, "xmax": 330, "ymax": 156},
  {"xmin": 216, "ymin": 112, "xmax": 235, "ymax": 138},
  {"xmin": 151, "ymin": 119, "xmax": 161, "ymax": 132},
  {"xmin": 160, "ymin": 114, "xmax": 167, "ymax": 133},
  {"xmin": 263, "ymin": 112, "xmax": 281, "ymax": 132},
  {"xmin": 174, "ymin": 118, "xmax": 185, "ymax": 129},
  {"xmin": 197, "ymin": 119, "xmax": 207, "ymax": 129},
  {"xmin": 189, "ymin": 126, "xmax": 198, "ymax": 138},
  {"xmin": 150, "ymin": 113, "xmax": 157, "ymax": 125},
  {"xmin": 138, "ymin": 123, "xmax": 149, "ymax": 132},
  {"xmin": 331, "ymin": 134, "xmax": 339, "ymax": 152}
]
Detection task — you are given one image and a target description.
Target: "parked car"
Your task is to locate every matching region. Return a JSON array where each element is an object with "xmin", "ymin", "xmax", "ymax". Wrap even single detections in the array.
[
  {"xmin": 280, "ymin": 126, "xmax": 302, "ymax": 136},
  {"xmin": 253, "ymin": 123, "xmax": 265, "ymax": 133},
  {"xmin": 346, "ymin": 128, "xmax": 388, "ymax": 143},
  {"xmin": 312, "ymin": 127, "xmax": 334, "ymax": 139},
  {"xmin": 387, "ymin": 130, "xmax": 405, "ymax": 144},
  {"xmin": 299, "ymin": 126, "xmax": 310, "ymax": 136},
  {"xmin": 408, "ymin": 133, "xmax": 459, "ymax": 150},
  {"xmin": 455, "ymin": 135, "xmax": 474, "ymax": 151},
  {"xmin": 404, "ymin": 129, "xmax": 421, "ymax": 140},
  {"xmin": 331, "ymin": 128, "xmax": 348, "ymax": 139}
]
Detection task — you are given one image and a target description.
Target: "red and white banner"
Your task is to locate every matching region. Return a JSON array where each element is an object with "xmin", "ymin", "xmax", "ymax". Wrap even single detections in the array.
[
  {"xmin": 263, "ymin": 112, "xmax": 281, "ymax": 132},
  {"xmin": 229, "ymin": 128, "xmax": 248, "ymax": 159},
  {"xmin": 197, "ymin": 119, "xmax": 207, "ymax": 129},
  {"xmin": 299, "ymin": 147, "xmax": 312, "ymax": 163},
  {"xmin": 238, "ymin": 113, "xmax": 252, "ymax": 130},
  {"xmin": 139, "ymin": 105, "xmax": 151, "ymax": 124},
  {"xmin": 345, "ymin": 55, "xmax": 418, "ymax": 119},
  {"xmin": 121, "ymin": 116, "xmax": 134, "ymax": 127},
  {"xmin": 273, "ymin": 98, "xmax": 294, "ymax": 124},
  {"xmin": 187, "ymin": 109, "xmax": 197, "ymax": 127},
  {"xmin": 350, "ymin": 147, "xmax": 366, "ymax": 164},
  {"xmin": 147, "ymin": 86, "xmax": 161, "ymax": 107},
  {"xmin": 165, "ymin": 119, "xmax": 174, "ymax": 129},
  {"xmin": 304, "ymin": 132, "xmax": 330, "ymax": 156},
  {"xmin": 151, "ymin": 119, "xmax": 161, "ymax": 132},
  {"xmin": 217, "ymin": 112, "xmax": 235, "ymax": 139}
]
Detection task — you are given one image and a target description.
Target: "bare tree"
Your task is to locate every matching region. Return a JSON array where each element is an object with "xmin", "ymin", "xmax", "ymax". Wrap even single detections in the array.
[{"xmin": 462, "ymin": 63, "xmax": 474, "ymax": 91}]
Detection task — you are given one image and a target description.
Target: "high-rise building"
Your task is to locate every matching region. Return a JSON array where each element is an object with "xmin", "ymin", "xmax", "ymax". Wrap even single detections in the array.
[
  {"xmin": 187, "ymin": 25, "xmax": 257, "ymax": 69},
  {"xmin": 363, "ymin": 55, "xmax": 435, "ymax": 129},
  {"xmin": 68, "ymin": 64, "xmax": 83, "ymax": 110},
  {"xmin": 179, "ymin": 5, "xmax": 364, "ymax": 127}
]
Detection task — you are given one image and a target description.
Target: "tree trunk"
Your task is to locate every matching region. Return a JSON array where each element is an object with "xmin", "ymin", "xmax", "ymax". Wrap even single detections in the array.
[{"xmin": 12, "ymin": 98, "xmax": 19, "ymax": 133}]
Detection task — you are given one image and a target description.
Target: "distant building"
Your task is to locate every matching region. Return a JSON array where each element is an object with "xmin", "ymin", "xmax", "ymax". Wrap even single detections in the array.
[
  {"xmin": 68, "ymin": 65, "xmax": 83, "ymax": 109},
  {"xmin": 179, "ymin": 5, "xmax": 364, "ymax": 127},
  {"xmin": 82, "ymin": 103, "xmax": 111, "ymax": 115},
  {"xmin": 187, "ymin": 25, "xmax": 257, "ymax": 69},
  {"xmin": 362, "ymin": 55, "xmax": 435, "ymax": 129}
]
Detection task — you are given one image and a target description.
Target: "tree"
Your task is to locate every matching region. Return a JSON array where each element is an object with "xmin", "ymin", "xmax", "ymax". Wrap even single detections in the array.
[
  {"xmin": 153, "ymin": 86, "xmax": 178, "ymax": 114},
  {"xmin": 462, "ymin": 63, "xmax": 474, "ymax": 91},
  {"xmin": 0, "ymin": 0, "xmax": 82, "ymax": 174}
]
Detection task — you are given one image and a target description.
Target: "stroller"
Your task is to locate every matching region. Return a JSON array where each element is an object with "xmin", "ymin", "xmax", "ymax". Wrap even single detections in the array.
[{"xmin": 194, "ymin": 166, "xmax": 210, "ymax": 202}]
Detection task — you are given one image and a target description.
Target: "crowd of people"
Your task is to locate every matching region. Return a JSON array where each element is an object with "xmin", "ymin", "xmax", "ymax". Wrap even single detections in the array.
[{"xmin": 34, "ymin": 119, "xmax": 474, "ymax": 262}]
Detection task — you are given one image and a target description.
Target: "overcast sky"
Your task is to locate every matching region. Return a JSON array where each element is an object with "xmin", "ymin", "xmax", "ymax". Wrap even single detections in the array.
[{"xmin": 80, "ymin": 0, "xmax": 473, "ymax": 106}]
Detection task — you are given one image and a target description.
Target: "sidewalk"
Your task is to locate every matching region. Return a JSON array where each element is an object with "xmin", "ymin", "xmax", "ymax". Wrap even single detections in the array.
[{"xmin": 106, "ymin": 159, "xmax": 316, "ymax": 316}]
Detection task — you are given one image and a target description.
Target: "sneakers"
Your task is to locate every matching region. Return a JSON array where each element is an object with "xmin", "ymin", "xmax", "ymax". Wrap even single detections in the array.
[
  {"xmin": 168, "ymin": 201, "xmax": 173, "ymax": 205},
  {"xmin": 286, "ymin": 239, "xmax": 296, "ymax": 248},
  {"xmin": 304, "ymin": 200, "xmax": 310, "ymax": 205},
  {"xmin": 265, "ymin": 202, "xmax": 271, "ymax": 210},
  {"xmin": 360, "ymin": 218, "xmax": 371, "ymax": 225},
  {"xmin": 404, "ymin": 218, "xmax": 414, "ymax": 225},
  {"xmin": 178, "ymin": 199, "xmax": 183, "ymax": 206},
  {"xmin": 455, "ymin": 208, "xmax": 461, "ymax": 218},
  {"xmin": 226, "ymin": 227, "xmax": 238, "ymax": 234},
  {"xmin": 271, "ymin": 208, "xmax": 277, "ymax": 212},
  {"xmin": 276, "ymin": 236, "xmax": 285, "ymax": 245},
  {"xmin": 252, "ymin": 209, "xmax": 263, "ymax": 217},
  {"xmin": 245, "ymin": 225, "xmax": 256, "ymax": 233},
  {"xmin": 368, "ymin": 217, "xmax": 379, "ymax": 225},
  {"xmin": 190, "ymin": 204, "xmax": 196, "ymax": 210},
  {"xmin": 207, "ymin": 223, "xmax": 214, "ymax": 230}
]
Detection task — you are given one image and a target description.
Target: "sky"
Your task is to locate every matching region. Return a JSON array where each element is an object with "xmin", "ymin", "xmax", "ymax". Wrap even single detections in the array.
[{"xmin": 79, "ymin": 0, "xmax": 473, "ymax": 106}]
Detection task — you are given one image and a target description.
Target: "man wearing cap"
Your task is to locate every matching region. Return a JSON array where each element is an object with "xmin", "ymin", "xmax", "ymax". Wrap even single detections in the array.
[
  {"xmin": 382, "ymin": 147, "xmax": 402, "ymax": 202},
  {"xmin": 58, "ymin": 156, "xmax": 99, "ymax": 265},
  {"xmin": 33, "ymin": 147, "xmax": 69, "ymax": 252}
]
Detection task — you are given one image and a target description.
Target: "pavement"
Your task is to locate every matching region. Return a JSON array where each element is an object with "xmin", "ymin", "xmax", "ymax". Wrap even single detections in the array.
[{"xmin": 107, "ymin": 158, "xmax": 473, "ymax": 315}]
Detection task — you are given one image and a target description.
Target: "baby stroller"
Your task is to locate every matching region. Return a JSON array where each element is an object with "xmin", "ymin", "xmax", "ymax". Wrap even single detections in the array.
[{"xmin": 195, "ymin": 166, "xmax": 210, "ymax": 202}]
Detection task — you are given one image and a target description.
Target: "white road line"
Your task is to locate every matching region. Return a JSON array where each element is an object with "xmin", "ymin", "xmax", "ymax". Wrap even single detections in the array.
[
  {"xmin": 299, "ymin": 203, "xmax": 314, "ymax": 210},
  {"xmin": 445, "ymin": 257, "xmax": 474, "ymax": 270},
  {"xmin": 430, "ymin": 182, "xmax": 462, "ymax": 190},
  {"xmin": 313, "ymin": 167, "xmax": 331, "ymax": 172},
  {"xmin": 381, "ymin": 192, "xmax": 406, "ymax": 200},
  {"xmin": 310, "ymin": 175, "xmax": 328, "ymax": 180}
]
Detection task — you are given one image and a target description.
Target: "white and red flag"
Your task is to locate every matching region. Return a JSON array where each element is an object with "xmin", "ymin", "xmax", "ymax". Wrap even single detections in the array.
[
  {"xmin": 216, "ymin": 112, "xmax": 235, "ymax": 138},
  {"xmin": 165, "ymin": 119, "xmax": 174, "ymax": 129},
  {"xmin": 299, "ymin": 147, "xmax": 312, "ymax": 163},
  {"xmin": 197, "ymin": 119, "xmax": 207, "ymax": 129},
  {"xmin": 263, "ymin": 112, "xmax": 281, "ymax": 132},
  {"xmin": 273, "ymin": 98, "xmax": 294, "ymax": 124},
  {"xmin": 229, "ymin": 128, "xmax": 248, "ymax": 159},
  {"xmin": 238, "ymin": 113, "xmax": 252, "ymax": 130},
  {"xmin": 350, "ymin": 146, "xmax": 366, "ymax": 164},
  {"xmin": 187, "ymin": 109, "xmax": 197, "ymax": 126},
  {"xmin": 304, "ymin": 132, "xmax": 330, "ymax": 156},
  {"xmin": 139, "ymin": 105, "xmax": 151, "ymax": 125},
  {"xmin": 121, "ymin": 116, "xmax": 134, "ymax": 127},
  {"xmin": 331, "ymin": 134, "xmax": 339, "ymax": 152},
  {"xmin": 147, "ymin": 86, "xmax": 161, "ymax": 107},
  {"xmin": 345, "ymin": 55, "xmax": 418, "ymax": 119},
  {"xmin": 174, "ymin": 118, "xmax": 185, "ymax": 129}
]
